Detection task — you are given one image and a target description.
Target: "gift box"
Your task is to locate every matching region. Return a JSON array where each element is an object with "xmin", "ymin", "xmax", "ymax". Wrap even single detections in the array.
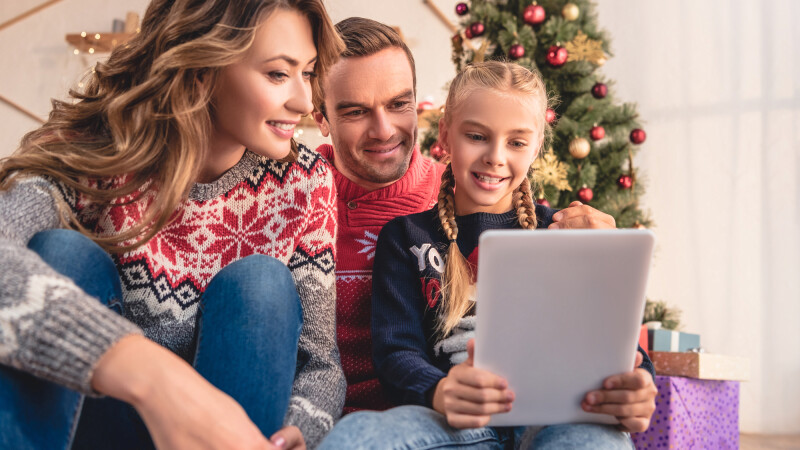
[
  {"xmin": 638, "ymin": 324, "xmax": 649, "ymax": 356},
  {"xmin": 632, "ymin": 375, "xmax": 739, "ymax": 449},
  {"xmin": 650, "ymin": 352, "xmax": 750, "ymax": 381},
  {"xmin": 648, "ymin": 329, "xmax": 700, "ymax": 352}
]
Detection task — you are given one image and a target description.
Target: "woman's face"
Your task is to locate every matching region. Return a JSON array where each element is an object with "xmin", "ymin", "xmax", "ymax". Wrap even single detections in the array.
[
  {"xmin": 207, "ymin": 8, "xmax": 317, "ymax": 175},
  {"xmin": 439, "ymin": 88, "xmax": 543, "ymax": 216}
]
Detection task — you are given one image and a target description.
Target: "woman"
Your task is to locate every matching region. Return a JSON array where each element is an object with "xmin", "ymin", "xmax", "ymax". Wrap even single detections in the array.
[{"xmin": 0, "ymin": 0, "xmax": 344, "ymax": 448}]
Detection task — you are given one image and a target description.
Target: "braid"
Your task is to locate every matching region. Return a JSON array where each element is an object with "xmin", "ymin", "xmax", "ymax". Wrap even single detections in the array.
[
  {"xmin": 514, "ymin": 176, "xmax": 538, "ymax": 230},
  {"xmin": 436, "ymin": 164, "xmax": 473, "ymax": 336}
]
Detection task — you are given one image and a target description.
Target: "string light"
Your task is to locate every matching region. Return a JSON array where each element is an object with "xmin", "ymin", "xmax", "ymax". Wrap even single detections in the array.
[
  {"xmin": 80, "ymin": 31, "xmax": 86, "ymax": 37},
  {"xmin": 88, "ymin": 48, "xmax": 95, "ymax": 54},
  {"xmin": 73, "ymin": 49, "xmax": 79, "ymax": 55},
  {"xmin": 94, "ymin": 33, "xmax": 101, "ymax": 40}
]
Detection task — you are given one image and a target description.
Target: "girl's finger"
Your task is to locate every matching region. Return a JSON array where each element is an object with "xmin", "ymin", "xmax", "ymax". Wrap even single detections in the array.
[
  {"xmin": 444, "ymin": 396, "xmax": 512, "ymax": 416},
  {"xmin": 445, "ymin": 412, "xmax": 492, "ymax": 430},
  {"xmin": 582, "ymin": 399, "xmax": 654, "ymax": 418},
  {"xmin": 450, "ymin": 383, "xmax": 514, "ymax": 404},
  {"xmin": 451, "ymin": 365, "xmax": 508, "ymax": 390},
  {"xmin": 585, "ymin": 387, "xmax": 652, "ymax": 405}
]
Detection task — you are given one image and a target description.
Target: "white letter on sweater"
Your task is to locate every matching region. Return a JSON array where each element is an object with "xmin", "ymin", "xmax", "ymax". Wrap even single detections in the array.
[{"xmin": 410, "ymin": 244, "xmax": 431, "ymax": 271}]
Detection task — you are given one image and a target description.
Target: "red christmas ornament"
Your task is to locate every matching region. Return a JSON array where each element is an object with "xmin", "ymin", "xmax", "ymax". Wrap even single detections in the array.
[
  {"xmin": 464, "ymin": 27, "xmax": 473, "ymax": 39},
  {"xmin": 523, "ymin": 4, "xmax": 546, "ymax": 25},
  {"xmin": 535, "ymin": 197, "xmax": 551, "ymax": 207},
  {"xmin": 509, "ymin": 44, "xmax": 525, "ymax": 60},
  {"xmin": 591, "ymin": 82, "xmax": 607, "ymax": 99},
  {"xmin": 430, "ymin": 142, "xmax": 446, "ymax": 161},
  {"xmin": 590, "ymin": 125, "xmax": 605, "ymax": 141},
  {"xmin": 577, "ymin": 186, "xmax": 593, "ymax": 203},
  {"xmin": 546, "ymin": 45, "xmax": 568, "ymax": 67},
  {"xmin": 545, "ymin": 108, "xmax": 556, "ymax": 124},
  {"xmin": 617, "ymin": 174, "xmax": 633, "ymax": 189},
  {"xmin": 469, "ymin": 22, "xmax": 485, "ymax": 37},
  {"xmin": 630, "ymin": 128, "xmax": 647, "ymax": 144},
  {"xmin": 455, "ymin": 2, "xmax": 469, "ymax": 16}
]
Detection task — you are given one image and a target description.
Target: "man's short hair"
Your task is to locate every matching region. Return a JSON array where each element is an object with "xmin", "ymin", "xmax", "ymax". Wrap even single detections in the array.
[{"xmin": 316, "ymin": 17, "xmax": 417, "ymax": 116}]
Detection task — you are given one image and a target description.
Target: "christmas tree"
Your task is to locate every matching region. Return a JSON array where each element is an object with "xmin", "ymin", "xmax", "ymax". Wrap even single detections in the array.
[{"xmin": 421, "ymin": 0, "xmax": 651, "ymax": 228}]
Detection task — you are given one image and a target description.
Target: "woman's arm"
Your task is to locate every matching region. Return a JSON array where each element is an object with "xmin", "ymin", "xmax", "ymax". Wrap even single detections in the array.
[
  {"xmin": 282, "ymin": 160, "xmax": 345, "ymax": 448},
  {"xmin": 371, "ymin": 218, "xmax": 447, "ymax": 407},
  {"xmin": 0, "ymin": 178, "xmax": 142, "ymax": 392}
]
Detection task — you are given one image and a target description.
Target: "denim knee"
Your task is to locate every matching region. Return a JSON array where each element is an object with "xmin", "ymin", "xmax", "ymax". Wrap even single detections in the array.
[
  {"xmin": 203, "ymin": 255, "xmax": 302, "ymax": 328},
  {"xmin": 26, "ymin": 229, "xmax": 122, "ymax": 309}
]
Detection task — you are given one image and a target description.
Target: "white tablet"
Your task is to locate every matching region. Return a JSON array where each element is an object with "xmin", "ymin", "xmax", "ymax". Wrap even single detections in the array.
[{"xmin": 473, "ymin": 229, "xmax": 655, "ymax": 426}]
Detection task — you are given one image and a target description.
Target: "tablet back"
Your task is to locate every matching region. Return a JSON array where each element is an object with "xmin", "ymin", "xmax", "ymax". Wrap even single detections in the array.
[{"xmin": 473, "ymin": 229, "xmax": 655, "ymax": 426}]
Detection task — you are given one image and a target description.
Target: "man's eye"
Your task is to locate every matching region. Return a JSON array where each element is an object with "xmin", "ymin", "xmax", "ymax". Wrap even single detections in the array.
[
  {"xmin": 392, "ymin": 101, "xmax": 410, "ymax": 109},
  {"xmin": 345, "ymin": 110, "xmax": 366, "ymax": 117}
]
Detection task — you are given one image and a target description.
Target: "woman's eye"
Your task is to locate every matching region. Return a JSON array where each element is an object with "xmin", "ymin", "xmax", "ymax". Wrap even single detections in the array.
[
  {"xmin": 303, "ymin": 71, "xmax": 318, "ymax": 81},
  {"xmin": 268, "ymin": 72, "xmax": 289, "ymax": 82}
]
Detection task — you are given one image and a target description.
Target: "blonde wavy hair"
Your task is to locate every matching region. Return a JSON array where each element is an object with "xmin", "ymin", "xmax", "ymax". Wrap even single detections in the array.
[
  {"xmin": 436, "ymin": 61, "xmax": 548, "ymax": 336},
  {"xmin": 0, "ymin": 0, "xmax": 343, "ymax": 253}
]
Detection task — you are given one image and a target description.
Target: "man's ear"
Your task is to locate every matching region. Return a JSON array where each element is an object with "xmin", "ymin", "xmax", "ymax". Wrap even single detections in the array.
[{"xmin": 313, "ymin": 111, "xmax": 330, "ymax": 137}]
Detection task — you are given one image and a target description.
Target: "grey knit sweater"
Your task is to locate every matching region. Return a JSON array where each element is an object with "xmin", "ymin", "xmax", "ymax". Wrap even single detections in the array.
[{"xmin": 0, "ymin": 145, "xmax": 345, "ymax": 447}]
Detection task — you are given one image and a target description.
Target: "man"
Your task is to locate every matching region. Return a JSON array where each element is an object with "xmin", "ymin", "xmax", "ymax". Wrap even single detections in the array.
[
  {"xmin": 315, "ymin": 17, "xmax": 651, "ymax": 449},
  {"xmin": 313, "ymin": 17, "xmax": 445, "ymax": 414}
]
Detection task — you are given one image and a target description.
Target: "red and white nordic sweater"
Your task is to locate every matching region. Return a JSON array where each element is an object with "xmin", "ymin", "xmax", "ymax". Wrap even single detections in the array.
[{"xmin": 316, "ymin": 144, "xmax": 444, "ymax": 413}]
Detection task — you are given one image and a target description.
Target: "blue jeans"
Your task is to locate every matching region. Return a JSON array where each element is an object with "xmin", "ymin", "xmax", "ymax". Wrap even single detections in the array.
[
  {"xmin": 318, "ymin": 405, "xmax": 634, "ymax": 450},
  {"xmin": 0, "ymin": 229, "xmax": 302, "ymax": 449}
]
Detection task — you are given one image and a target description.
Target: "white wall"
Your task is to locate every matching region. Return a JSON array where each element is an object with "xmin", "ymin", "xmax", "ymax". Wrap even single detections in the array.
[{"xmin": 1, "ymin": 0, "xmax": 798, "ymax": 434}]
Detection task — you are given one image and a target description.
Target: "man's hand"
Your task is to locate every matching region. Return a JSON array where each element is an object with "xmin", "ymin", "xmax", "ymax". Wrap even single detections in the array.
[
  {"xmin": 548, "ymin": 201, "xmax": 616, "ymax": 229},
  {"xmin": 580, "ymin": 351, "xmax": 657, "ymax": 432},
  {"xmin": 270, "ymin": 426, "xmax": 305, "ymax": 450},
  {"xmin": 432, "ymin": 339, "xmax": 514, "ymax": 429}
]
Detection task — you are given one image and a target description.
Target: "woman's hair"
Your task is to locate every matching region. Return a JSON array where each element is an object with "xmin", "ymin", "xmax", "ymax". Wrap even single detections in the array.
[
  {"xmin": 436, "ymin": 61, "xmax": 547, "ymax": 336},
  {"xmin": 0, "ymin": 0, "xmax": 343, "ymax": 253}
]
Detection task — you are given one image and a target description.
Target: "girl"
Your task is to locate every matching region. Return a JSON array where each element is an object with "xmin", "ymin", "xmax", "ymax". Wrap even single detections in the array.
[
  {"xmin": 319, "ymin": 61, "xmax": 656, "ymax": 449},
  {"xmin": 0, "ymin": 1, "xmax": 344, "ymax": 449}
]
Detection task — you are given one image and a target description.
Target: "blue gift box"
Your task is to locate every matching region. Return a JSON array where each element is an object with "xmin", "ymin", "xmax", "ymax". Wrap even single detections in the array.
[{"xmin": 647, "ymin": 329, "xmax": 700, "ymax": 352}]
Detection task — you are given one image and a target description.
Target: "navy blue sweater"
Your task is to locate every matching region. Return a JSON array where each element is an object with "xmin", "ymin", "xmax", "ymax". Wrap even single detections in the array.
[{"xmin": 371, "ymin": 205, "xmax": 655, "ymax": 408}]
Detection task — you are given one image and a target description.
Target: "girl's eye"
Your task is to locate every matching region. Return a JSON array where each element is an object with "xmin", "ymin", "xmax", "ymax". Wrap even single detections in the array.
[
  {"xmin": 510, "ymin": 141, "xmax": 528, "ymax": 148},
  {"xmin": 466, "ymin": 133, "xmax": 486, "ymax": 142}
]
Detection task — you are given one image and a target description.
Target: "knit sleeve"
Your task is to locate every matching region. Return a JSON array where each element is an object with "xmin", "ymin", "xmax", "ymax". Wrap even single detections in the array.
[
  {"xmin": 371, "ymin": 218, "xmax": 447, "ymax": 408},
  {"xmin": 0, "ymin": 177, "xmax": 142, "ymax": 394},
  {"xmin": 283, "ymin": 162, "xmax": 345, "ymax": 448}
]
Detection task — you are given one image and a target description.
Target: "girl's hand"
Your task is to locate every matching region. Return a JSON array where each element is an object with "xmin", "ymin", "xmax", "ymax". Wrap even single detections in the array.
[
  {"xmin": 432, "ymin": 339, "xmax": 515, "ymax": 429},
  {"xmin": 549, "ymin": 201, "xmax": 616, "ymax": 229},
  {"xmin": 92, "ymin": 334, "xmax": 277, "ymax": 449},
  {"xmin": 580, "ymin": 351, "xmax": 658, "ymax": 432}
]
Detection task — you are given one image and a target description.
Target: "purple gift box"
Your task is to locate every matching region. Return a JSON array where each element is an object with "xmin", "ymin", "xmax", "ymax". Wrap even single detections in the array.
[{"xmin": 632, "ymin": 375, "xmax": 739, "ymax": 449}]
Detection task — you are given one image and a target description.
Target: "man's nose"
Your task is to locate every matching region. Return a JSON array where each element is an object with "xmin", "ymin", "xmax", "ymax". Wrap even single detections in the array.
[{"xmin": 367, "ymin": 109, "xmax": 394, "ymax": 141}]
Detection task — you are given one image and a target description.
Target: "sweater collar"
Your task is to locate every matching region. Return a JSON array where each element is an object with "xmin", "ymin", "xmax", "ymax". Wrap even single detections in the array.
[
  {"xmin": 316, "ymin": 143, "xmax": 427, "ymax": 202},
  {"xmin": 188, "ymin": 150, "xmax": 261, "ymax": 201}
]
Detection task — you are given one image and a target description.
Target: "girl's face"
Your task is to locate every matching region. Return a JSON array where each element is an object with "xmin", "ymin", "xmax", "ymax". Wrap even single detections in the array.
[
  {"xmin": 439, "ymin": 88, "xmax": 542, "ymax": 216},
  {"xmin": 205, "ymin": 8, "xmax": 317, "ymax": 179}
]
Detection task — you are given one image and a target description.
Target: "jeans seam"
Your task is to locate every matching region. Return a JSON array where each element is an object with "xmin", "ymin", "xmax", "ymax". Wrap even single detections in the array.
[
  {"xmin": 63, "ymin": 395, "xmax": 85, "ymax": 450},
  {"xmin": 407, "ymin": 430, "xmax": 500, "ymax": 450}
]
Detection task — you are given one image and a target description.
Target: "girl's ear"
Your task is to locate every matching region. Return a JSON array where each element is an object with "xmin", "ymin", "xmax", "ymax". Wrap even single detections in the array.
[{"xmin": 438, "ymin": 117, "xmax": 450, "ymax": 154}]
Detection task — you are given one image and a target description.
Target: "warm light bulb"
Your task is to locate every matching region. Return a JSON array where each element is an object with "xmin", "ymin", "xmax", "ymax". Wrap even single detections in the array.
[
  {"xmin": 73, "ymin": 49, "xmax": 79, "ymax": 55},
  {"xmin": 94, "ymin": 33, "xmax": 101, "ymax": 40},
  {"xmin": 80, "ymin": 31, "xmax": 87, "ymax": 37},
  {"xmin": 88, "ymin": 48, "xmax": 95, "ymax": 54}
]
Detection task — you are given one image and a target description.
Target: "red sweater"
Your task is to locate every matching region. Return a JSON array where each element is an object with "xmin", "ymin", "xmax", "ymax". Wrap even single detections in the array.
[{"xmin": 317, "ymin": 144, "xmax": 444, "ymax": 413}]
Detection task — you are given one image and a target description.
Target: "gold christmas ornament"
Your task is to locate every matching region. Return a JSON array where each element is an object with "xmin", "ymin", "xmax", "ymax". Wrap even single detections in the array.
[
  {"xmin": 562, "ymin": 3, "xmax": 580, "ymax": 21},
  {"xmin": 568, "ymin": 137, "xmax": 591, "ymax": 159},
  {"xmin": 532, "ymin": 149, "xmax": 572, "ymax": 191},
  {"xmin": 565, "ymin": 31, "xmax": 606, "ymax": 65}
]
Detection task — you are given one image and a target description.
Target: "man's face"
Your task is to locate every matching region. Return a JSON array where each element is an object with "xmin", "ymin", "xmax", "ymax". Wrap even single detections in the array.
[{"xmin": 317, "ymin": 47, "xmax": 417, "ymax": 190}]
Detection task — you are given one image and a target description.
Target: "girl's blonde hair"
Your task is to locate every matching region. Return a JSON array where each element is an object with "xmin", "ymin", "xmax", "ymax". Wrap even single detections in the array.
[
  {"xmin": 0, "ymin": 0, "xmax": 343, "ymax": 253},
  {"xmin": 436, "ymin": 61, "xmax": 547, "ymax": 336}
]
